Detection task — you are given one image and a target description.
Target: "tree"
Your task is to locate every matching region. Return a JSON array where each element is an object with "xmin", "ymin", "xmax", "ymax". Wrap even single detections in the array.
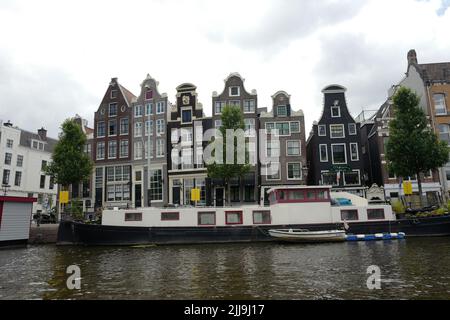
[
  {"xmin": 45, "ymin": 119, "xmax": 93, "ymax": 216},
  {"xmin": 206, "ymin": 105, "xmax": 251, "ymax": 205},
  {"xmin": 386, "ymin": 87, "xmax": 449, "ymax": 206}
]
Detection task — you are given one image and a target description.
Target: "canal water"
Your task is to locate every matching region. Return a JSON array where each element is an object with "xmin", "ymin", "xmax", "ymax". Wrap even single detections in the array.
[{"xmin": 1, "ymin": 237, "xmax": 450, "ymax": 300}]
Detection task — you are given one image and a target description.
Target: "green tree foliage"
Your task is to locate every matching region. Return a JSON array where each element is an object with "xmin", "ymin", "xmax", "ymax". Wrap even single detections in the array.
[
  {"xmin": 206, "ymin": 105, "xmax": 251, "ymax": 204},
  {"xmin": 386, "ymin": 87, "xmax": 449, "ymax": 206},
  {"xmin": 45, "ymin": 119, "xmax": 93, "ymax": 190}
]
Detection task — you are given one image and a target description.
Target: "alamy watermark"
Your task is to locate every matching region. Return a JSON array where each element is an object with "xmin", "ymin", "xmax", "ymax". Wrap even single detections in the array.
[
  {"xmin": 66, "ymin": 265, "xmax": 81, "ymax": 290},
  {"xmin": 366, "ymin": 265, "xmax": 381, "ymax": 290}
]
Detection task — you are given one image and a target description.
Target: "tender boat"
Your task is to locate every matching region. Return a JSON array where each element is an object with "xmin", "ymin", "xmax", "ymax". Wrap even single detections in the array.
[
  {"xmin": 57, "ymin": 185, "xmax": 450, "ymax": 246},
  {"xmin": 268, "ymin": 229, "xmax": 346, "ymax": 243}
]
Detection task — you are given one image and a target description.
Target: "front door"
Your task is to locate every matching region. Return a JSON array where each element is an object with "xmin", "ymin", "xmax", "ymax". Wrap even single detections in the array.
[
  {"xmin": 135, "ymin": 184, "xmax": 142, "ymax": 208},
  {"xmin": 173, "ymin": 186, "xmax": 181, "ymax": 205},
  {"xmin": 215, "ymin": 188, "xmax": 224, "ymax": 207}
]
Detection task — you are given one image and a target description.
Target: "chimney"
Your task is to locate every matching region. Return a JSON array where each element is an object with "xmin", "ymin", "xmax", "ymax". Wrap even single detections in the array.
[
  {"xmin": 407, "ymin": 49, "xmax": 418, "ymax": 65},
  {"xmin": 4, "ymin": 120, "xmax": 13, "ymax": 127},
  {"xmin": 38, "ymin": 127, "xmax": 47, "ymax": 140}
]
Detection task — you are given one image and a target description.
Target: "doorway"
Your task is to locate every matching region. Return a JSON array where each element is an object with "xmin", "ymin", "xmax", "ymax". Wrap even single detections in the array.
[
  {"xmin": 215, "ymin": 188, "xmax": 224, "ymax": 207},
  {"xmin": 135, "ymin": 184, "xmax": 142, "ymax": 208}
]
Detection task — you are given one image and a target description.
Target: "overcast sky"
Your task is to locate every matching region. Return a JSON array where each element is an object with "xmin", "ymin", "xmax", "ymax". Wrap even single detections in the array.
[{"xmin": 0, "ymin": 0, "xmax": 449, "ymax": 139}]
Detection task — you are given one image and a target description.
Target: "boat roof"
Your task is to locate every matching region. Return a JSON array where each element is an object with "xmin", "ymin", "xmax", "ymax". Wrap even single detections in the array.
[{"xmin": 267, "ymin": 186, "xmax": 333, "ymax": 194}]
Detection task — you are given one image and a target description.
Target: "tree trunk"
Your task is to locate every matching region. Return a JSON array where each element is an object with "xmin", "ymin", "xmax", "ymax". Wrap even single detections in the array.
[{"xmin": 417, "ymin": 172, "xmax": 423, "ymax": 208}]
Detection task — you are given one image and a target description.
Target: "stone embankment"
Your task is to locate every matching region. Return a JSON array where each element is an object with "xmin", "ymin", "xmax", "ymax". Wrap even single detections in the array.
[{"xmin": 28, "ymin": 223, "xmax": 59, "ymax": 244}]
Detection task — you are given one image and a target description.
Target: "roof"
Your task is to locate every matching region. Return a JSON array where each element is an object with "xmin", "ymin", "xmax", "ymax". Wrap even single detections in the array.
[
  {"xmin": 19, "ymin": 129, "xmax": 58, "ymax": 153},
  {"xmin": 418, "ymin": 62, "xmax": 450, "ymax": 82},
  {"xmin": 118, "ymin": 84, "xmax": 137, "ymax": 106}
]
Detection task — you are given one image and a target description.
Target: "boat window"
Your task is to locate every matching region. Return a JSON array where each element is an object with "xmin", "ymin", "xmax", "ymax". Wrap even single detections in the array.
[
  {"xmin": 367, "ymin": 209, "xmax": 385, "ymax": 220},
  {"xmin": 289, "ymin": 190, "xmax": 305, "ymax": 200},
  {"xmin": 198, "ymin": 212, "xmax": 215, "ymax": 225},
  {"xmin": 340, "ymin": 210, "xmax": 358, "ymax": 221},
  {"xmin": 278, "ymin": 191, "xmax": 286, "ymax": 200},
  {"xmin": 125, "ymin": 212, "xmax": 142, "ymax": 222},
  {"xmin": 161, "ymin": 212, "xmax": 180, "ymax": 221},
  {"xmin": 317, "ymin": 190, "xmax": 328, "ymax": 200},
  {"xmin": 226, "ymin": 211, "xmax": 243, "ymax": 225},
  {"xmin": 253, "ymin": 211, "xmax": 271, "ymax": 224},
  {"xmin": 307, "ymin": 191, "xmax": 316, "ymax": 200}
]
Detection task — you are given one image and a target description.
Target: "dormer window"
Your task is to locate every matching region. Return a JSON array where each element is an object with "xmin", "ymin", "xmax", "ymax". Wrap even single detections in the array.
[
  {"xmin": 145, "ymin": 90, "xmax": 153, "ymax": 100},
  {"xmin": 331, "ymin": 106, "xmax": 341, "ymax": 118},
  {"xmin": 229, "ymin": 86, "xmax": 240, "ymax": 97},
  {"xmin": 277, "ymin": 105, "xmax": 287, "ymax": 117}
]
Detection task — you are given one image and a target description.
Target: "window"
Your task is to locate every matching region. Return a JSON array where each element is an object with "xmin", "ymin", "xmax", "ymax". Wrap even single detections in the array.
[
  {"xmin": 107, "ymin": 185, "xmax": 115, "ymax": 201},
  {"xmin": 6, "ymin": 139, "xmax": 13, "ymax": 148},
  {"xmin": 156, "ymin": 119, "xmax": 165, "ymax": 135},
  {"xmin": 341, "ymin": 210, "xmax": 358, "ymax": 221},
  {"xmin": 156, "ymin": 101, "xmax": 165, "ymax": 114},
  {"xmin": 96, "ymin": 142, "xmax": 105, "ymax": 160},
  {"xmin": 198, "ymin": 212, "xmax": 216, "ymax": 225},
  {"xmin": 109, "ymin": 103, "xmax": 118, "ymax": 117},
  {"xmin": 161, "ymin": 212, "xmax": 179, "ymax": 221},
  {"xmin": 229, "ymin": 86, "xmax": 240, "ymax": 96},
  {"xmin": 244, "ymin": 118, "xmax": 255, "ymax": 132},
  {"xmin": 145, "ymin": 103, "xmax": 153, "ymax": 115},
  {"xmin": 277, "ymin": 105, "xmax": 287, "ymax": 117},
  {"xmin": 215, "ymin": 120, "xmax": 222, "ymax": 129},
  {"xmin": 287, "ymin": 163, "xmax": 302, "ymax": 180},
  {"xmin": 434, "ymin": 93, "xmax": 447, "ymax": 115},
  {"xmin": 348, "ymin": 123, "xmax": 357, "ymax": 135},
  {"xmin": 265, "ymin": 122, "xmax": 274, "ymax": 133},
  {"xmin": 134, "ymin": 141, "xmax": 143, "ymax": 160},
  {"xmin": 350, "ymin": 143, "xmax": 359, "ymax": 161},
  {"xmin": 230, "ymin": 186, "xmax": 240, "ymax": 202},
  {"xmin": 367, "ymin": 209, "xmax": 385, "ymax": 220},
  {"xmin": 134, "ymin": 105, "xmax": 143, "ymax": 118},
  {"xmin": 319, "ymin": 144, "xmax": 328, "ymax": 162},
  {"xmin": 321, "ymin": 171, "xmax": 338, "ymax": 186},
  {"xmin": 253, "ymin": 211, "xmax": 271, "ymax": 224},
  {"xmin": 290, "ymin": 122, "xmax": 300, "ymax": 133},
  {"xmin": 214, "ymin": 101, "xmax": 225, "ymax": 114},
  {"xmin": 149, "ymin": 169, "xmax": 163, "ymax": 201},
  {"xmin": 244, "ymin": 100, "xmax": 255, "ymax": 113},
  {"xmin": 84, "ymin": 144, "xmax": 92, "ymax": 156},
  {"xmin": 330, "ymin": 124, "xmax": 345, "ymax": 138},
  {"xmin": 318, "ymin": 125, "xmax": 326, "ymax": 136},
  {"xmin": 2, "ymin": 169, "xmax": 10, "ymax": 185},
  {"xmin": 182, "ymin": 109, "xmax": 192, "ymax": 123},
  {"xmin": 120, "ymin": 118, "xmax": 129, "ymax": 135},
  {"xmin": 229, "ymin": 100, "xmax": 241, "ymax": 108},
  {"xmin": 95, "ymin": 168, "xmax": 103, "ymax": 188},
  {"xmin": 439, "ymin": 124, "xmax": 450, "ymax": 144},
  {"xmin": 157, "ymin": 139, "xmax": 165, "ymax": 157},
  {"xmin": 40, "ymin": 175, "xmax": 46, "ymax": 189},
  {"xmin": 134, "ymin": 122, "xmax": 143, "ymax": 137},
  {"xmin": 196, "ymin": 146, "xmax": 204, "ymax": 168},
  {"xmin": 49, "ymin": 177, "xmax": 54, "ymax": 190},
  {"xmin": 32, "ymin": 141, "xmax": 38, "ymax": 149},
  {"xmin": 181, "ymin": 148, "xmax": 193, "ymax": 169},
  {"xmin": 275, "ymin": 122, "xmax": 290, "ymax": 136},
  {"xmin": 344, "ymin": 170, "xmax": 360, "ymax": 186},
  {"xmin": 14, "ymin": 171, "xmax": 22, "ymax": 187},
  {"xmin": 109, "ymin": 120, "xmax": 117, "ymax": 136},
  {"xmin": 145, "ymin": 89, "xmax": 153, "ymax": 100},
  {"xmin": 288, "ymin": 190, "xmax": 305, "ymax": 200},
  {"xmin": 244, "ymin": 185, "xmax": 255, "ymax": 202},
  {"xmin": 266, "ymin": 140, "xmax": 280, "ymax": 157},
  {"xmin": 266, "ymin": 163, "xmax": 280, "ymax": 180},
  {"xmin": 331, "ymin": 144, "xmax": 347, "ymax": 164},
  {"xmin": 41, "ymin": 160, "xmax": 47, "ymax": 171},
  {"xmin": 120, "ymin": 140, "xmax": 129, "ymax": 158},
  {"xmin": 4, "ymin": 153, "xmax": 12, "ymax": 165},
  {"xmin": 125, "ymin": 212, "xmax": 142, "ymax": 222},
  {"xmin": 286, "ymin": 141, "xmax": 300, "ymax": 156},
  {"xmin": 331, "ymin": 106, "xmax": 341, "ymax": 117},
  {"xmin": 226, "ymin": 211, "xmax": 243, "ymax": 225},
  {"xmin": 97, "ymin": 121, "xmax": 106, "ymax": 137},
  {"xmin": 135, "ymin": 171, "xmax": 142, "ymax": 182},
  {"xmin": 17, "ymin": 155, "xmax": 23, "ymax": 167},
  {"xmin": 108, "ymin": 141, "xmax": 117, "ymax": 159},
  {"xmin": 110, "ymin": 90, "xmax": 118, "ymax": 99},
  {"xmin": 180, "ymin": 128, "xmax": 193, "ymax": 145}
]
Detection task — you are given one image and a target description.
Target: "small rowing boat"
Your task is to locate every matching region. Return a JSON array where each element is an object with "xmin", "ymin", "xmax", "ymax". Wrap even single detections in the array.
[{"xmin": 268, "ymin": 229, "xmax": 346, "ymax": 243}]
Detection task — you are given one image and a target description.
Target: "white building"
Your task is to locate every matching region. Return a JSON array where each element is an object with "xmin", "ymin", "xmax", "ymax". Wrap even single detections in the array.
[{"xmin": 0, "ymin": 120, "xmax": 58, "ymax": 215}]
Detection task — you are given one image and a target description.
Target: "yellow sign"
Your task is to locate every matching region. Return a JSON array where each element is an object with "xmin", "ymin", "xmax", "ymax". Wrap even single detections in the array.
[
  {"xmin": 403, "ymin": 181, "xmax": 413, "ymax": 195},
  {"xmin": 191, "ymin": 188, "xmax": 201, "ymax": 201},
  {"xmin": 60, "ymin": 191, "xmax": 69, "ymax": 204}
]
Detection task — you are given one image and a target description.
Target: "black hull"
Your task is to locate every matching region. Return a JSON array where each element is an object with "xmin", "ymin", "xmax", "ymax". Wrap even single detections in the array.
[{"xmin": 56, "ymin": 215, "xmax": 450, "ymax": 246}]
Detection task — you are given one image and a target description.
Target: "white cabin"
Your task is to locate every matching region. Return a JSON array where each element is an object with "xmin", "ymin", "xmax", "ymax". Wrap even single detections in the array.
[{"xmin": 0, "ymin": 196, "xmax": 36, "ymax": 246}]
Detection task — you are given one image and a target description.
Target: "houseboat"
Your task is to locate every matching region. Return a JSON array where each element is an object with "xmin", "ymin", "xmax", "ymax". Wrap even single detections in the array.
[{"xmin": 57, "ymin": 186, "xmax": 450, "ymax": 246}]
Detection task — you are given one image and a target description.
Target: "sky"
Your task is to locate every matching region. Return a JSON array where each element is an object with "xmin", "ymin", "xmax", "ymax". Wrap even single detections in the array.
[{"xmin": 0, "ymin": 0, "xmax": 449, "ymax": 139}]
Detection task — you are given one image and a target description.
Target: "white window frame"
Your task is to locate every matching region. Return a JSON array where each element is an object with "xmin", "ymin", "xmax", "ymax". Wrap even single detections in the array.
[
  {"xmin": 287, "ymin": 162, "xmax": 302, "ymax": 180},
  {"xmin": 321, "ymin": 170, "xmax": 339, "ymax": 186},
  {"xmin": 156, "ymin": 101, "xmax": 165, "ymax": 114},
  {"xmin": 134, "ymin": 141, "xmax": 143, "ymax": 160},
  {"xmin": 181, "ymin": 107, "xmax": 193, "ymax": 124},
  {"xmin": 120, "ymin": 118, "xmax": 129, "ymax": 136},
  {"xmin": 145, "ymin": 103, "xmax": 153, "ymax": 115},
  {"xmin": 277, "ymin": 105, "xmax": 287, "ymax": 117},
  {"xmin": 318, "ymin": 125, "xmax": 326, "ymax": 137},
  {"xmin": 134, "ymin": 105, "xmax": 143, "ymax": 118},
  {"xmin": 343, "ymin": 170, "xmax": 361, "ymax": 186},
  {"xmin": 243, "ymin": 99, "xmax": 256, "ymax": 113},
  {"xmin": 331, "ymin": 143, "xmax": 347, "ymax": 164},
  {"xmin": 109, "ymin": 103, "xmax": 118, "ymax": 117},
  {"xmin": 265, "ymin": 163, "xmax": 281, "ymax": 181},
  {"xmin": 434, "ymin": 93, "xmax": 447, "ymax": 115},
  {"xmin": 156, "ymin": 119, "xmax": 165, "ymax": 135},
  {"xmin": 229, "ymin": 86, "xmax": 240, "ymax": 97},
  {"xmin": 330, "ymin": 124, "xmax": 345, "ymax": 139},
  {"xmin": 319, "ymin": 144, "xmax": 328, "ymax": 162},
  {"xmin": 286, "ymin": 140, "xmax": 301, "ymax": 156},
  {"xmin": 134, "ymin": 122, "xmax": 143, "ymax": 138},
  {"xmin": 119, "ymin": 140, "xmax": 129, "ymax": 158},
  {"xmin": 145, "ymin": 120, "xmax": 153, "ymax": 136},
  {"xmin": 348, "ymin": 123, "xmax": 357, "ymax": 136},
  {"xmin": 215, "ymin": 101, "xmax": 225, "ymax": 115},
  {"xmin": 108, "ymin": 140, "xmax": 117, "ymax": 159},
  {"xmin": 350, "ymin": 142, "xmax": 359, "ymax": 161},
  {"xmin": 96, "ymin": 142, "xmax": 105, "ymax": 160},
  {"xmin": 157, "ymin": 139, "xmax": 165, "ymax": 158},
  {"xmin": 290, "ymin": 121, "xmax": 300, "ymax": 133},
  {"xmin": 331, "ymin": 106, "xmax": 341, "ymax": 118},
  {"xmin": 110, "ymin": 90, "xmax": 118, "ymax": 99},
  {"xmin": 97, "ymin": 121, "xmax": 106, "ymax": 138},
  {"xmin": 108, "ymin": 119, "xmax": 117, "ymax": 137}
]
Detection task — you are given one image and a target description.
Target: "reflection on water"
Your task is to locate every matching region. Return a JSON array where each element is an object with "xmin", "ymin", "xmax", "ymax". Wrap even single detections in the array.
[{"xmin": 1, "ymin": 237, "xmax": 450, "ymax": 299}]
